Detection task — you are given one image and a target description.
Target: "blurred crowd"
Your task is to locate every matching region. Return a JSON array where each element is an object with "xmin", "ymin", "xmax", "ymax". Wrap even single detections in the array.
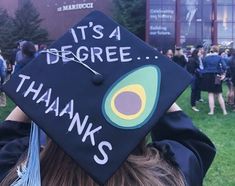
[
  {"xmin": 0, "ymin": 40, "xmax": 47, "ymax": 107},
  {"xmin": 164, "ymin": 45, "xmax": 235, "ymax": 115},
  {"xmin": 1, "ymin": 41, "xmax": 235, "ymax": 115}
]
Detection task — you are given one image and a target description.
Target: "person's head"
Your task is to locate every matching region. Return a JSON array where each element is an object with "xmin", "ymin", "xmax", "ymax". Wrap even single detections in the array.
[
  {"xmin": 39, "ymin": 44, "xmax": 47, "ymax": 51},
  {"xmin": 210, "ymin": 45, "xmax": 219, "ymax": 54},
  {"xmin": 220, "ymin": 51, "xmax": 228, "ymax": 58},
  {"xmin": 1, "ymin": 138, "xmax": 185, "ymax": 186},
  {"xmin": 17, "ymin": 40, "xmax": 27, "ymax": 50},
  {"xmin": 225, "ymin": 48, "xmax": 230, "ymax": 54},
  {"xmin": 230, "ymin": 48, "xmax": 235, "ymax": 56},
  {"xmin": 196, "ymin": 45, "xmax": 205, "ymax": 56},
  {"xmin": 174, "ymin": 47, "xmax": 183, "ymax": 56},
  {"xmin": 166, "ymin": 49, "xmax": 173, "ymax": 59},
  {"xmin": 191, "ymin": 48, "xmax": 199, "ymax": 58},
  {"xmin": 220, "ymin": 48, "xmax": 231, "ymax": 58},
  {"xmin": 22, "ymin": 41, "xmax": 36, "ymax": 58}
]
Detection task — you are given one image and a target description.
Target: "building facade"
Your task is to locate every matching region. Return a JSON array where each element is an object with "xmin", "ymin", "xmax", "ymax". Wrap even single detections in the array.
[
  {"xmin": 31, "ymin": 0, "xmax": 113, "ymax": 40},
  {"xmin": 0, "ymin": 0, "xmax": 113, "ymax": 40},
  {"xmin": 146, "ymin": 0, "xmax": 235, "ymax": 51},
  {"xmin": 0, "ymin": 0, "xmax": 18, "ymax": 16}
]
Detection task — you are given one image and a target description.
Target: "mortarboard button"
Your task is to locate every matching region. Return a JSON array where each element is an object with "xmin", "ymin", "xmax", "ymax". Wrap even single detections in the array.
[{"xmin": 92, "ymin": 74, "xmax": 104, "ymax": 85}]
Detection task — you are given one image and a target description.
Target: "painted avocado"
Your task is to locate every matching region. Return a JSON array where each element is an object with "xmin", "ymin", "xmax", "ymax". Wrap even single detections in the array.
[{"xmin": 102, "ymin": 65, "xmax": 161, "ymax": 129}]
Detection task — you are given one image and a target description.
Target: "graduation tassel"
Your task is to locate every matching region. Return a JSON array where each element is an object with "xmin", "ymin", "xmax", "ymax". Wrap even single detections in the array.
[{"xmin": 11, "ymin": 122, "xmax": 41, "ymax": 186}]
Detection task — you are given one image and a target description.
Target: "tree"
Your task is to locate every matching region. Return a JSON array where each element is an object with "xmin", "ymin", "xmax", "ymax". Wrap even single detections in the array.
[
  {"xmin": 112, "ymin": 0, "xmax": 146, "ymax": 40},
  {"xmin": 12, "ymin": 1, "xmax": 48, "ymax": 44},
  {"xmin": 0, "ymin": 9, "xmax": 15, "ymax": 59}
]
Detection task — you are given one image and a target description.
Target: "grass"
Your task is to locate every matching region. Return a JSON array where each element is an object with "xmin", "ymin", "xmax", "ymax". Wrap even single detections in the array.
[
  {"xmin": 177, "ymin": 88, "xmax": 235, "ymax": 186},
  {"xmin": 0, "ymin": 87, "xmax": 235, "ymax": 185},
  {"xmin": 0, "ymin": 96, "xmax": 15, "ymax": 120}
]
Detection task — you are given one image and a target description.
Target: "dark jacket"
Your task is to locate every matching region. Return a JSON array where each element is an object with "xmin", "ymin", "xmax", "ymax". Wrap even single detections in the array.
[
  {"xmin": 0, "ymin": 58, "xmax": 6, "ymax": 81},
  {"xmin": 0, "ymin": 121, "xmax": 30, "ymax": 182},
  {"xmin": 172, "ymin": 55, "xmax": 187, "ymax": 68},
  {"xmin": 186, "ymin": 56, "xmax": 200, "ymax": 76},
  {"xmin": 151, "ymin": 111, "xmax": 216, "ymax": 186},
  {"xmin": 228, "ymin": 57, "xmax": 235, "ymax": 85}
]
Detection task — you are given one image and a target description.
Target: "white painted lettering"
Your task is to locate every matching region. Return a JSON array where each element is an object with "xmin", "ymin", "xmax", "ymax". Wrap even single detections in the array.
[
  {"xmin": 68, "ymin": 113, "xmax": 89, "ymax": 135},
  {"xmin": 59, "ymin": 100, "xmax": 74, "ymax": 119},
  {"xmin": 24, "ymin": 81, "xmax": 43, "ymax": 100},
  {"xmin": 36, "ymin": 88, "xmax": 52, "ymax": 107},
  {"xmin": 61, "ymin": 45, "xmax": 74, "ymax": 62},
  {"xmin": 91, "ymin": 47, "xmax": 103, "ymax": 62},
  {"xmin": 109, "ymin": 26, "xmax": 121, "ymax": 40},
  {"xmin": 106, "ymin": 46, "xmax": 118, "ymax": 62},
  {"xmin": 92, "ymin": 25, "xmax": 104, "ymax": 39},
  {"xmin": 76, "ymin": 46, "xmax": 89, "ymax": 62},
  {"xmin": 94, "ymin": 141, "xmax": 112, "ymax": 165},
  {"xmin": 45, "ymin": 97, "xmax": 60, "ymax": 116},
  {"xmin": 47, "ymin": 48, "xmax": 59, "ymax": 64},
  {"xmin": 120, "ymin": 47, "xmax": 132, "ymax": 62},
  {"xmin": 70, "ymin": 28, "xmax": 78, "ymax": 43},
  {"xmin": 77, "ymin": 25, "xmax": 88, "ymax": 40},
  {"xmin": 82, "ymin": 124, "xmax": 102, "ymax": 146},
  {"xmin": 14, "ymin": 75, "xmax": 114, "ymax": 166},
  {"xmin": 16, "ymin": 74, "xmax": 30, "ymax": 92}
]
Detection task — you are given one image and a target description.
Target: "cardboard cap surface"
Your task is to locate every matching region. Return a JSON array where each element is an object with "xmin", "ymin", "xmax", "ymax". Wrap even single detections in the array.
[{"xmin": 2, "ymin": 11, "xmax": 191, "ymax": 185}]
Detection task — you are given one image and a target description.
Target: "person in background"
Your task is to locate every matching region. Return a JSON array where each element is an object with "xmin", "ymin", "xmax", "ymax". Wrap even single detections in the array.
[
  {"xmin": 195, "ymin": 45, "xmax": 205, "ymax": 102},
  {"xmin": 165, "ymin": 49, "xmax": 174, "ymax": 59},
  {"xmin": 0, "ymin": 50, "xmax": 7, "ymax": 86},
  {"xmin": 0, "ymin": 50, "xmax": 7, "ymax": 107},
  {"xmin": 228, "ymin": 48, "xmax": 235, "ymax": 110},
  {"xmin": 7, "ymin": 47, "xmax": 18, "ymax": 78},
  {"xmin": 187, "ymin": 49, "xmax": 201, "ymax": 111},
  {"xmin": 14, "ymin": 41, "xmax": 36, "ymax": 73},
  {"xmin": 15, "ymin": 40, "xmax": 26, "ymax": 66},
  {"xmin": 39, "ymin": 44, "xmax": 47, "ymax": 51},
  {"xmin": 172, "ymin": 47, "xmax": 187, "ymax": 68},
  {"xmin": 35, "ymin": 44, "xmax": 47, "ymax": 57},
  {"xmin": 196, "ymin": 45, "xmax": 205, "ymax": 69},
  {"xmin": 200, "ymin": 45, "xmax": 228, "ymax": 115},
  {"xmin": 220, "ymin": 48, "xmax": 234, "ymax": 106},
  {"xmin": 0, "ymin": 50, "xmax": 7, "ymax": 105}
]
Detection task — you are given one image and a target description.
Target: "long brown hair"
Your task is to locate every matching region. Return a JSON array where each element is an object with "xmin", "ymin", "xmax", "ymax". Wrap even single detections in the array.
[{"xmin": 1, "ymin": 139, "xmax": 185, "ymax": 186}]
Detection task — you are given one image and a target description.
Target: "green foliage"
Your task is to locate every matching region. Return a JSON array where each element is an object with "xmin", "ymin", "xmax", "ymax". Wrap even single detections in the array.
[
  {"xmin": 0, "ymin": 9, "xmax": 15, "ymax": 58},
  {"xmin": 13, "ymin": 1, "xmax": 48, "ymax": 44},
  {"xmin": 0, "ymin": 2, "xmax": 48, "ymax": 59},
  {"xmin": 112, "ymin": 0, "xmax": 146, "ymax": 40}
]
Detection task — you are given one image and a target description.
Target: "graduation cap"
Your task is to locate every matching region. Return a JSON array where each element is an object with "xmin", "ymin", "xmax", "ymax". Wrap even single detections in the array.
[{"xmin": 2, "ymin": 11, "xmax": 192, "ymax": 185}]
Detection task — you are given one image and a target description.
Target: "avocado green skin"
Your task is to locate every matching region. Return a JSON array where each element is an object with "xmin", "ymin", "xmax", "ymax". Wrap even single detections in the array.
[{"xmin": 102, "ymin": 65, "xmax": 161, "ymax": 129}]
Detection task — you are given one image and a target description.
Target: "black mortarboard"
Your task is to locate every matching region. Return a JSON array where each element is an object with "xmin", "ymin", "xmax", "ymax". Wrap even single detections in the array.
[{"xmin": 2, "ymin": 11, "xmax": 191, "ymax": 185}]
